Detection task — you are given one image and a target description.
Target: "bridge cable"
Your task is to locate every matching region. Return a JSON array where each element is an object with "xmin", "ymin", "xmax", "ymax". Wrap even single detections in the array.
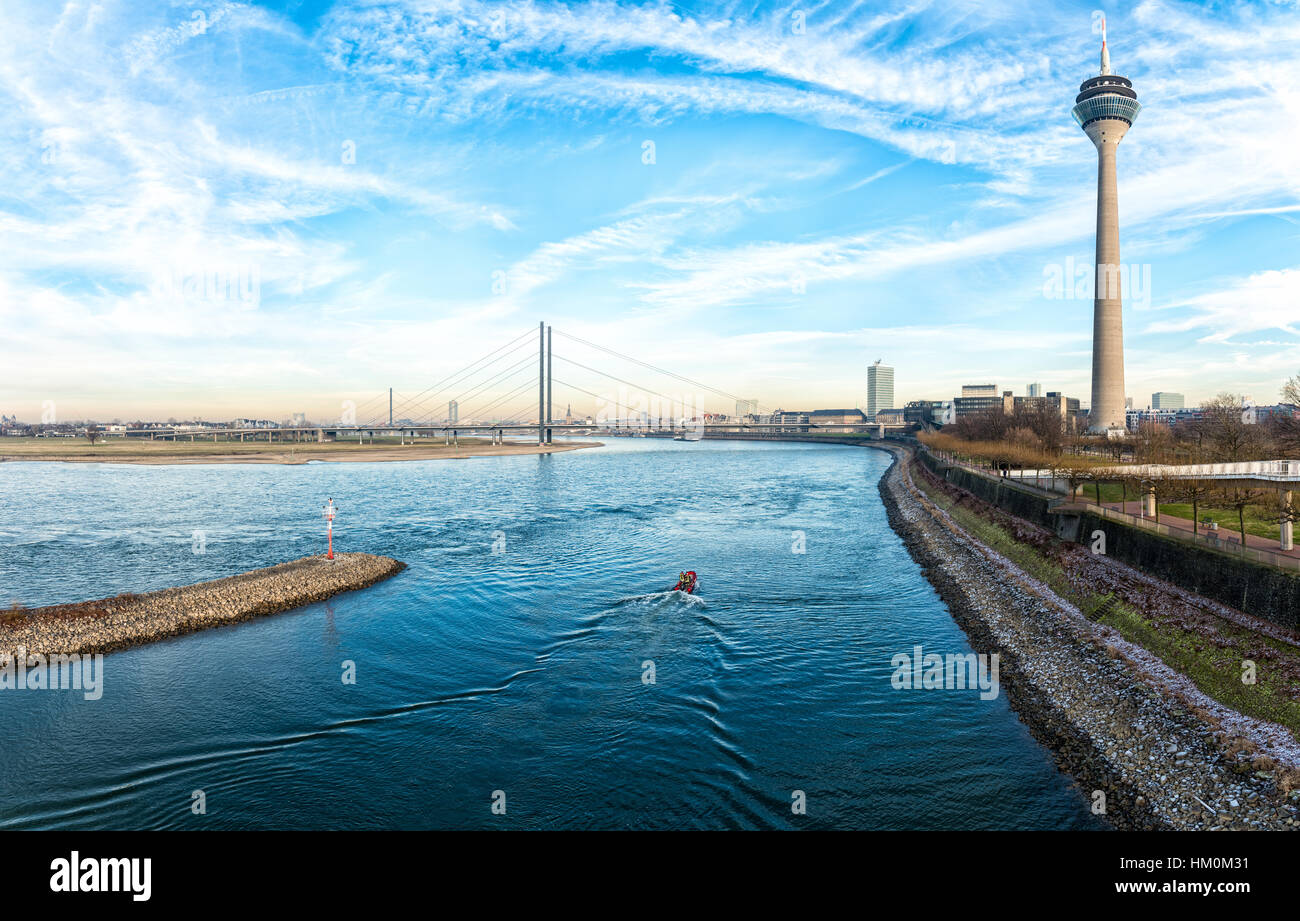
[
  {"xmin": 381, "ymin": 325, "xmax": 538, "ymax": 422},
  {"xmin": 553, "ymin": 329, "xmax": 769, "ymax": 413}
]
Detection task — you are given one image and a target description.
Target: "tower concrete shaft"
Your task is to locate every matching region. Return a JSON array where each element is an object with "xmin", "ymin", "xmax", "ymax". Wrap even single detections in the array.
[{"xmin": 1087, "ymin": 118, "xmax": 1129, "ymax": 432}]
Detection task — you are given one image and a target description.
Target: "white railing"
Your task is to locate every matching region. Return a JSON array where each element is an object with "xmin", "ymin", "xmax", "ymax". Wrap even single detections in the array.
[{"xmin": 1088, "ymin": 459, "xmax": 1300, "ymax": 483}]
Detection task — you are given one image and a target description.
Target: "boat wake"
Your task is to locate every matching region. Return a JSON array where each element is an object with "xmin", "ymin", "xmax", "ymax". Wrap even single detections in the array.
[{"xmin": 611, "ymin": 589, "xmax": 706, "ymax": 608}]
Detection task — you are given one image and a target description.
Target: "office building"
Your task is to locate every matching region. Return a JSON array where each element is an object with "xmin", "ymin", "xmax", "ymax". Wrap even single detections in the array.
[{"xmin": 867, "ymin": 361, "xmax": 894, "ymax": 418}]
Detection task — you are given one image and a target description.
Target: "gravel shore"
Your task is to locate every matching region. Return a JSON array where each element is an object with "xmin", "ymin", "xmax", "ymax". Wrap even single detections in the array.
[
  {"xmin": 1, "ymin": 553, "xmax": 405, "ymax": 657},
  {"xmin": 878, "ymin": 445, "xmax": 1300, "ymax": 830}
]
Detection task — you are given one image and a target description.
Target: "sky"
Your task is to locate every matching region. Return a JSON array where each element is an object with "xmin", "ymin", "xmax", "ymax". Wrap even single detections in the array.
[{"xmin": 1, "ymin": 0, "xmax": 1298, "ymax": 423}]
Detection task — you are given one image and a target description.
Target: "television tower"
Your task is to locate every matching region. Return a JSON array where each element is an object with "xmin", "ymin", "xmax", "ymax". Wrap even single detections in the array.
[{"xmin": 1072, "ymin": 17, "xmax": 1141, "ymax": 433}]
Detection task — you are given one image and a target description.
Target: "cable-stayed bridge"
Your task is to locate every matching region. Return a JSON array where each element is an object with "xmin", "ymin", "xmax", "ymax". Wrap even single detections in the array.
[{"xmin": 129, "ymin": 322, "xmax": 905, "ymax": 444}]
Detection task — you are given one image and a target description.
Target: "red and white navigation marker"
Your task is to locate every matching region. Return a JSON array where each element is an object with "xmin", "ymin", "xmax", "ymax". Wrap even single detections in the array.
[{"xmin": 323, "ymin": 498, "xmax": 337, "ymax": 560}]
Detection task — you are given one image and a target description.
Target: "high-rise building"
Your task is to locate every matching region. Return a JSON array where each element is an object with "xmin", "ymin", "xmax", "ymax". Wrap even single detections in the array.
[
  {"xmin": 867, "ymin": 361, "xmax": 894, "ymax": 418},
  {"xmin": 448, "ymin": 400, "xmax": 459, "ymax": 424},
  {"xmin": 1151, "ymin": 392, "xmax": 1184, "ymax": 410},
  {"xmin": 734, "ymin": 398, "xmax": 759, "ymax": 418},
  {"xmin": 961, "ymin": 384, "xmax": 998, "ymax": 398},
  {"xmin": 1072, "ymin": 18, "xmax": 1141, "ymax": 433},
  {"xmin": 1027, "ymin": 382, "xmax": 1042, "ymax": 398}
]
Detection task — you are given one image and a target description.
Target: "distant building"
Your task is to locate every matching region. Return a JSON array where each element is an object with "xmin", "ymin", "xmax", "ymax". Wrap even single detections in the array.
[
  {"xmin": 904, "ymin": 400, "xmax": 953, "ymax": 427},
  {"xmin": 1250, "ymin": 403, "xmax": 1297, "ymax": 423},
  {"xmin": 769, "ymin": 409, "xmax": 810, "ymax": 433},
  {"xmin": 876, "ymin": 408, "xmax": 905, "ymax": 425},
  {"xmin": 735, "ymin": 398, "xmax": 759, "ymax": 418},
  {"xmin": 1027, "ymin": 382, "xmax": 1042, "ymax": 398},
  {"xmin": 903, "ymin": 401, "xmax": 932, "ymax": 425},
  {"xmin": 448, "ymin": 400, "xmax": 459, "ymax": 424},
  {"xmin": 1125, "ymin": 397, "xmax": 1134, "ymax": 410},
  {"xmin": 954, "ymin": 385, "xmax": 1005, "ymax": 417},
  {"xmin": 1127, "ymin": 407, "xmax": 1201, "ymax": 430},
  {"xmin": 809, "ymin": 408, "xmax": 868, "ymax": 429},
  {"xmin": 867, "ymin": 361, "xmax": 894, "ymax": 418},
  {"xmin": 1015, "ymin": 391, "xmax": 1083, "ymax": 426},
  {"xmin": 1151, "ymin": 392, "xmax": 1184, "ymax": 410}
]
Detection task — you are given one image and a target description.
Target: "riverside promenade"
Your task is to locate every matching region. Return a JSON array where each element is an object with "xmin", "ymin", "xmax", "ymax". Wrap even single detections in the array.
[
  {"xmin": 883, "ymin": 444, "xmax": 1300, "ymax": 829},
  {"xmin": 1, "ymin": 554, "xmax": 405, "ymax": 657}
]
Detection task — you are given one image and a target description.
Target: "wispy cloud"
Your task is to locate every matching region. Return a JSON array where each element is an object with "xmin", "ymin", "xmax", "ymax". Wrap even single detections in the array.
[{"xmin": 2, "ymin": 0, "xmax": 1298, "ymax": 418}]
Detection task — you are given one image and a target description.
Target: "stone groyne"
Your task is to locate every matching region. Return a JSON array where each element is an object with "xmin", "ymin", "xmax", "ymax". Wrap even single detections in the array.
[
  {"xmin": 1, "ymin": 554, "xmax": 406, "ymax": 657},
  {"xmin": 878, "ymin": 445, "xmax": 1300, "ymax": 830}
]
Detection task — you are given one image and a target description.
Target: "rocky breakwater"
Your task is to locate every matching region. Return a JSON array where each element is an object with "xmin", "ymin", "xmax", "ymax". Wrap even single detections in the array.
[
  {"xmin": 1, "ymin": 554, "xmax": 406, "ymax": 658},
  {"xmin": 877, "ymin": 444, "xmax": 1300, "ymax": 831}
]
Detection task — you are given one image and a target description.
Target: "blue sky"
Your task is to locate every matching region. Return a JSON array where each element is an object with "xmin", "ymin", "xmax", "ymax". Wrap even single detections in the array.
[{"xmin": 2, "ymin": 0, "xmax": 1298, "ymax": 422}]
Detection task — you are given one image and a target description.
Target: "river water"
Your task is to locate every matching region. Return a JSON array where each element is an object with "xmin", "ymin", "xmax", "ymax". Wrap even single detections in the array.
[{"xmin": 0, "ymin": 438, "xmax": 1101, "ymax": 829}]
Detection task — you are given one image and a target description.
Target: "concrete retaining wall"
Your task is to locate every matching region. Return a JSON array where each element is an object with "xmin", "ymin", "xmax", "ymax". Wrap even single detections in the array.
[
  {"xmin": 917, "ymin": 451, "xmax": 1056, "ymax": 529},
  {"xmin": 1077, "ymin": 511, "xmax": 1300, "ymax": 630}
]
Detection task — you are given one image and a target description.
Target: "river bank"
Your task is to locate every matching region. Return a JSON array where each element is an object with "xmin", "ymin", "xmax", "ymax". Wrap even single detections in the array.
[
  {"xmin": 1, "ymin": 554, "xmax": 405, "ymax": 657},
  {"xmin": 877, "ymin": 444, "xmax": 1300, "ymax": 830},
  {"xmin": 0, "ymin": 438, "xmax": 602, "ymax": 465}
]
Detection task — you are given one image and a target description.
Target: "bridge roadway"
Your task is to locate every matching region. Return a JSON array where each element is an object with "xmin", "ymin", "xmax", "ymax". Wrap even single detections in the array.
[{"xmin": 121, "ymin": 421, "xmax": 914, "ymax": 442}]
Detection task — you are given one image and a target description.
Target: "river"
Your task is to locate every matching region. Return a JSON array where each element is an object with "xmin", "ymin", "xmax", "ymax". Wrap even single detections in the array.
[{"xmin": 0, "ymin": 438, "xmax": 1101, "ymax": 829}]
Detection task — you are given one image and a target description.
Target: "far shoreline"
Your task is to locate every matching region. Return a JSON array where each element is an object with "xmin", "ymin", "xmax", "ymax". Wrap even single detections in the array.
[{"xmin": 0, "ymin": 439, "xmax": 604, "ymax": 466}]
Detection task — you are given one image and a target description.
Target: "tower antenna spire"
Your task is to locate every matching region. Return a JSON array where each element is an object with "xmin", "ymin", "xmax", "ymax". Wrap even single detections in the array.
[{"xmin": 1100, "ymin": 16, "xmax": 1111, "ymax": 75}]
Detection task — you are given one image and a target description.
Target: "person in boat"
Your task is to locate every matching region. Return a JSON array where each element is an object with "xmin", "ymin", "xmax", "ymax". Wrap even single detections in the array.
[{"xmin": 675, "ymin": 571, "xmax": 688, "ymax": 591}]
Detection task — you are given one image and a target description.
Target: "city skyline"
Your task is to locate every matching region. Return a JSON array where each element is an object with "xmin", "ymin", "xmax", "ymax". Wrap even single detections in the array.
[{"xmin": 2, "ymin": 0, "xmax": 1298, "ymax": 420}]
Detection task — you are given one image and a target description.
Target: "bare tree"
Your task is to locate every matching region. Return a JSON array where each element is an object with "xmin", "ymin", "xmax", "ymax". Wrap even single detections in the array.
[
  {"xmin": 1216, "ymin": 484, "xmax": 1264, "ymax": 548},
  {"xmin": 1283, "ymin": 371, "xmax": 1300, "ymax": 407},
  {"xmin": 1194, "ymin": 393, "xmax": 1267, "ymax": 462},
  {"xmin": 1132, "ymin": 420, "xmax": 1174, "ymax": 464},
  {"xmin": 1257, "ymin": 489, "xmax": 1297, "ymax": 543},
  {"xmin": 1266, "ymin": 412, "xmax": 1300, "ymax": 457},
  {"xmin": 1173, "ymin": 476, "xmax": 1216, "ymax": 535}
]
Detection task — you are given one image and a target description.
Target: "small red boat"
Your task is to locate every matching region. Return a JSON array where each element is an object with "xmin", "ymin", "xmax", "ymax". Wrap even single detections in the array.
[{"xmin": 671, "ymin": 570, "xmax": 698, "ymax": 594}]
